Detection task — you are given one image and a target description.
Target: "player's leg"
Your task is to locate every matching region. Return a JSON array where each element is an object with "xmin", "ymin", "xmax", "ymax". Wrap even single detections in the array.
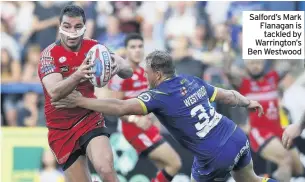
[
  {"xmin": 231, "ymin": 159, "xmax": 278, "ymax": 182},
  {"xmin": 85, "ymin": 135, "xmax": 118, "ymax": 182},
  {"xmin": 79, "ymin": 126, "xmax": 118, "ymax": 182},
  {"xmin": 230, "ymin": 127, "xmax": 278, "ymax": 182},
  {"xmin": 289, "ymin": 147, "xmax": 304, "ymax": 176},
  {"xmin": 259, "ymin": 137, "xmax": 292, "ymax": 182},
  {"xmin": 62, "ymin": 151, "xmax": 92, "ymax": 182},
  {"xmin": 128, "ymin": 125, "xmax": 181, "ymax": 182},
  {"xmin": 249, "ymin": 128, "xmax": 293, "ymax": 182},
  {"xmin": 147, "ymin": 142, "xmax": 182, "ymax": 182}
]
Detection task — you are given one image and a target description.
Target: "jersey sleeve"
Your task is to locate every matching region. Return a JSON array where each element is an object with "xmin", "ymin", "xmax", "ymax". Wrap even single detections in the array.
[
  {"xmin": 193, "ymin": 76, "xmax": 217, "ymax": 102},
  {"xmin": 136, "ymin": 91, "xmax": 160, "ymax": 114},
  {"xmin": 205, "ymin": 83, "xmax": 218, "ymax": 102},
  {"xmin": 38, "ymin": 49, "xmax": 61, "ymax": 80}
]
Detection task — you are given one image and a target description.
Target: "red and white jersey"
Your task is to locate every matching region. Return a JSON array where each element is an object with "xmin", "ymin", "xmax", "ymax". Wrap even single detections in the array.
[
  {"xmin": 38, "ymin": 39, "xmax": 103, "ymax": 129},
  {"xmin": 108, "ymin": 66, "xmax": 148, "ymax": 99},
  {"xmin": 239, "ymin": 70, "xmax": 282, "ymax": 130}
]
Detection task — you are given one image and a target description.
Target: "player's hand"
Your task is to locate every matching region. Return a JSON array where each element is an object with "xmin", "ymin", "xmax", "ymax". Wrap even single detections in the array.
[
  {"xmin": 74, "ymin": 54, "xmax": 95, "ymax": 80},
  {"xmin": 247, "ymin": 100, "xmax": 264, "ymax": 117},
  {"xmin": 282, "ymin": 123, "xmax": 302, "ymax": 149},
  {"xmin": 110, "ymin": 54, "xmax": 120, "ymax": 77},
  {"xmin": 52, "ymin": 90, "xmax": 82, "ymax": 109},
  {"xmin": 128, "ymin": 115, "xmax": 152, "ymax": 130}
]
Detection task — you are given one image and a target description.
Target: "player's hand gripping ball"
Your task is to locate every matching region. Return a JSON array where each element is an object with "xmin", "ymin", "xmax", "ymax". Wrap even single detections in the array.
[{"xmin": 87, "ymin": 44, "xmax": 112, "ymax": 87}]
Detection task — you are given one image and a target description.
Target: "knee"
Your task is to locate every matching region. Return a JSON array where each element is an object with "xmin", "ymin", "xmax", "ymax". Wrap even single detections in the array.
[
  {"xmin": 173, "ymin": 159, "xmax": 182, "ymax": 173},
  {"xmin": 169, "ymin": 155, "xmax": 182, "ymax": 174},
  {"xmin": 290, "ymin": 154, "xmax": 304, "ymax": 175},
  {"xmin": 94, "ymin": 156, "xmax": 115, "ymax": 180},
  {"xmin": 96, "ymin": 164, "xmax": 114, "ymax": 177},
  {"xmin": 277, "ymin": 152, "xmax": 293, "ymax": 167}
]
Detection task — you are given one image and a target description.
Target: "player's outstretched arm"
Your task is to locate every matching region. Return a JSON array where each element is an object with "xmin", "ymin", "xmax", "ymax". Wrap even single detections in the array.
[
  {"xmin": 214, "ymin": 87, "xmax": 264, "ymax": 116},
  {"xmin": 52, "ymin": 91, "xmax": 146, "ymax": 116},
  {"xmin": 42, "ymin": 56, "xmax": 94, "ymax": 102},
  {"xmin": 111, "ymin": 54, "xmax": 133, "ymax": 79}
]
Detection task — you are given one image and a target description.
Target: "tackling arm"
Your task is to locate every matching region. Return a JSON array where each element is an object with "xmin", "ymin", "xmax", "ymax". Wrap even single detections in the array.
[
  {"xmin": 76, "ymin": 97, "xmax": 146, "ymax": 116},
  {"xmin": 108, "ymin": 89, "xmax": 131, "ymax": 121}
]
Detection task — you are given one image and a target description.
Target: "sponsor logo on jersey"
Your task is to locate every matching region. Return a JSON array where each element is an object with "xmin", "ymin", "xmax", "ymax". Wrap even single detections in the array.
[
  {"xmin": 60, "ymin": 66, "xmax": 69, "ymax": 72},
  {"xmin": 40, "ymin": 65, "xmax": 56, "ymax": 74},
  {"xmin": 133, "ymin": 81, "xmax": 142, "ymax": 88},
  {"xmin": 40, "ymin": 59, "xmax": 55, "ymax": 74},
  {"xmin": 40, "ymin": 56, "xmax": 54, "ymax": 62},
  {"xmin": 132, "ymin": 74, "xmax": 139, "ymax": 80},
  {"xmin": 138, "ymin": 93, "xmax": 151, "ymax": 102},
  {"xmin": 59, "ymin": 56, "xmax": 67, "ymax": 63}
]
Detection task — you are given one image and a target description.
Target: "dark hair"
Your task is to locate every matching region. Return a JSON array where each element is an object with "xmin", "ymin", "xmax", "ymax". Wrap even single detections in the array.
[
  {"xmin": 124, "ymin": 33, "xmax": 144, "ymax": 47},
  {"xmin": 59, "ymin": 5, "xmax": 86, "ymax": 24},
  {"xmin": 146, "ymin": 50, "xmax": 175, "ymax": 76}
]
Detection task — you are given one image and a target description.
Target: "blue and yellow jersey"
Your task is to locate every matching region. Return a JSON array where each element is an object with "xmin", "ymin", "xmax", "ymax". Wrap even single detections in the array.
[{"xmin": 136, "ymin": 75, "xmax": 236, "ymax": 158}]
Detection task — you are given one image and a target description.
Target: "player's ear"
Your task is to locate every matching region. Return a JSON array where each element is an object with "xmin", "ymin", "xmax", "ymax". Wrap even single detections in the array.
[{"xmin": 156, "ymin": 71, "xmax": 162, "ymax": 80}]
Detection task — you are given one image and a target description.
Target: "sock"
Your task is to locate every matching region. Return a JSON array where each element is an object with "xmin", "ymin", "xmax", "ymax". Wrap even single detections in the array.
[
  {"xmin": 262, "ymin": 177, "xmax": 279, "ymax": 182},
  {"xmin": 151, "ymin": 169, "xmax": 174, "ymax": 182}
]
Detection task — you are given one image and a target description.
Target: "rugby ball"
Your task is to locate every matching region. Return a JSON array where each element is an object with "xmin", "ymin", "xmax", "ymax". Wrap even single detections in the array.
[{"xmin": 87, "ymin": 44, "xmax": 112, "ymax": 88}]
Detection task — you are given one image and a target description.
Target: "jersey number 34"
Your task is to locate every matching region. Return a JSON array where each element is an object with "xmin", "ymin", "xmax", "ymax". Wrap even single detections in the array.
[{"xmin": 191, "ymin": 102, "xmax": 216, "ymax": 138}]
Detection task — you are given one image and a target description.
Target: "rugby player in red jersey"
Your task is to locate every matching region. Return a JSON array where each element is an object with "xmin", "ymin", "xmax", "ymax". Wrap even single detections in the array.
[
  {"xmin": 108, "ymin": 33, "xmax": 182, "ymax": 182},
  {"xmin": 225, "ymin": 59, "xmax": 304, "ymax": 181},
  {"xmin": 38, "ymin": 5, "xmax": 132, "ymax": 182}
]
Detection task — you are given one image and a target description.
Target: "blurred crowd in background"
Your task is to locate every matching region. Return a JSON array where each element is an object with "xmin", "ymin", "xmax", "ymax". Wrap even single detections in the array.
[{"xmin": 1, "ymin": 1, "xmax": 305, "ymax": 181}]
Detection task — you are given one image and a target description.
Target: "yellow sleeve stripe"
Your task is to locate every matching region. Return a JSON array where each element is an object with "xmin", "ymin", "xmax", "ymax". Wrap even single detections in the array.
[
  {"xmin": 262, "ymin": 178, "xmax": 270, "ymax": 182},
  {"xmin": 136, "ymin": 98, "xmax": 148, "ymax": 114},
  {"xmin": 209, "ymin": 87, "xmax": 218, "ymax": 102}
]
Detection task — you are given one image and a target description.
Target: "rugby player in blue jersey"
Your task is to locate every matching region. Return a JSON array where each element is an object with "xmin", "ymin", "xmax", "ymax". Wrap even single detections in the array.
[{"xmin": 52, "ymin": 51, "xmax": 278, "ymax": 182}]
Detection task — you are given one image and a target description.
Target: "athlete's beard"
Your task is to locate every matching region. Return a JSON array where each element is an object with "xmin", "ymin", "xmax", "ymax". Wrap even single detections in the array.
[
  {"xmin": 60, "ymin": 34, "xmax": 83, "ymax": 51},
  {"xmin": 247, "ymin": 69, "xmax": 265, "ymax": 80}
]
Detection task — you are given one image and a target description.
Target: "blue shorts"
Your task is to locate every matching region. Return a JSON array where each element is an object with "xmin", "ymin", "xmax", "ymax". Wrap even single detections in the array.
[{"xmin": 192, "ymin": 126, "xmax": 252, "ymax": 182}]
